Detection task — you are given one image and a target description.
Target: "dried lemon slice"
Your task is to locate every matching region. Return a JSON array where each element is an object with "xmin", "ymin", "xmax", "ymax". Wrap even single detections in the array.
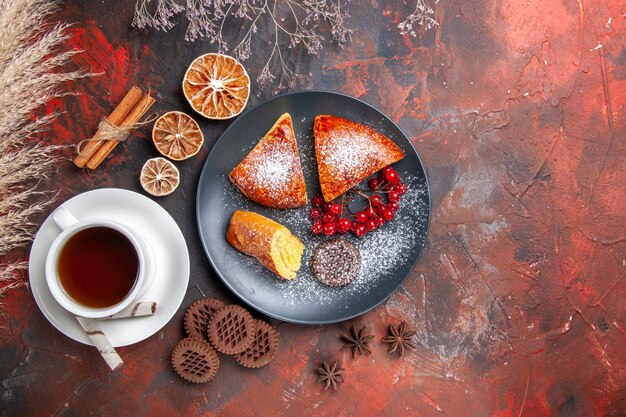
[
  {"xmin": 140, "ymin": 157, "xmax": 180, "ymax": 196},
  {"xmin": 182, "ymin": 53, "xmax": 250, "ymax": 120},
  {"xmin": 152, "ymin": 111, "xmax": 204, "ymax": 160}
]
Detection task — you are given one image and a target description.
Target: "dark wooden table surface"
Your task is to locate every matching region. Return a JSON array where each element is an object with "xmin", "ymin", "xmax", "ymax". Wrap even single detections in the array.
[{"xmin": 2, "ymin": 1, "xmax": 625, "ymax": 416}]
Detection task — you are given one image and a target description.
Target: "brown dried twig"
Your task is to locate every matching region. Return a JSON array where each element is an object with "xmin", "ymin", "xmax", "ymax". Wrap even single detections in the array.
[
  {"xmin": 133, "ymin": 0, "xmax": 351, "ymax": 92},
  {"xmin": 398, "ymin": 0, "xmax": 439, "ymax": 36}
]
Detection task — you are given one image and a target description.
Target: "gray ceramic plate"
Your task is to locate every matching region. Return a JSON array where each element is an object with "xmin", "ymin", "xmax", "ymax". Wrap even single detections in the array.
[{"xmin": 197, "ymin": 90, "xmax": 430, "ymax": 324}]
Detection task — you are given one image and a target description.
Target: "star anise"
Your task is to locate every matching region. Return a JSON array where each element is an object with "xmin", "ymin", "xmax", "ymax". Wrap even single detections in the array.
[
  {"xmin": 382, "ymin": 322, "xmax": 416, "ymax": 356},
  {"xmin": 315, "ymin": 361, "xmax": 344, "ymax": 391},
  {"xmin": 341, "ymin": 326, "xmax": 374, "ymax": 357}
]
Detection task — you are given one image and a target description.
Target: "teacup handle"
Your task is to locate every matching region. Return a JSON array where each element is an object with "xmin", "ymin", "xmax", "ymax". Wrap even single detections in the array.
[{"xmin": 52, "ymin": 207, "xmax": 78, "ymax": 230}]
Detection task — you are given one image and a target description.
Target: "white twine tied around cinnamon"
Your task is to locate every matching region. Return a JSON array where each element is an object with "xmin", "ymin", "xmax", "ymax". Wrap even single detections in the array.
[{"xmin": 76, "ymin": 112, "xmax": 158, "ymax": 155}]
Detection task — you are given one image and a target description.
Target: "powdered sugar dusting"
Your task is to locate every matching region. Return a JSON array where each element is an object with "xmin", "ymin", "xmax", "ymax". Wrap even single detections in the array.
[
  {"xmin": 222, "ymin": 173, "xmax": 428, "ymax": 307},
  {"xmin": 319, "ymin": 132, "xmax": 386, "ymax": 173},
  {"xmin": 231, "ymin": 127, "xmax": 305, "ymax": 207},
  {"xmin": 246, "ymin": 143, "xmax": 293, "ymax": 189}
]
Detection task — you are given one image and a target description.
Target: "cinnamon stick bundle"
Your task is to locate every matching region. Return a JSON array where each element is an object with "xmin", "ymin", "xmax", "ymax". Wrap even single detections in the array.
[{"xmin": 74, "ymin": 86, "xmax": 155, "ymax": 170}]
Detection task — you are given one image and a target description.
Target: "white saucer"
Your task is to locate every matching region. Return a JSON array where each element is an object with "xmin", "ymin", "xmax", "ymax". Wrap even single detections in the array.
[{"xmin": 29, "ymin": 188, "xmax": 190, "ymax": 347}]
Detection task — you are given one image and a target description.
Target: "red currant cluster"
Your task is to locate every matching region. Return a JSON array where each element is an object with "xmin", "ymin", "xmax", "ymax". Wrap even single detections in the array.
[{"xmin": 309, "ymin": 166, "xmax": 409, "ymax": 238}]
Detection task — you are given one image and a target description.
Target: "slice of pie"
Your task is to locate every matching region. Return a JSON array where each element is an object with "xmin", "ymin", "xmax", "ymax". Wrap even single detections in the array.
[
  {"xmin": 314, "ymin": 115, "xmax": 405, "ymax": 202},
  {"xmin": 230, "ymin": 113, "xmax": 307, "ymax": 208}
]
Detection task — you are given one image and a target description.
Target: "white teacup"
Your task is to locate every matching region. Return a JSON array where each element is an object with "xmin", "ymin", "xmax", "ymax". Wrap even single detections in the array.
[{"xmin": 45, "ymin": 207, "xmax": 154, "ymax": 318}]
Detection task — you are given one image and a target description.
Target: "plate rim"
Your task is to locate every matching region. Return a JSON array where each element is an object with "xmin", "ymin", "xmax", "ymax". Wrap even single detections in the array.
[{"xmin": 197, "ymin": 89, "xmax": 431, "ymax": 324}]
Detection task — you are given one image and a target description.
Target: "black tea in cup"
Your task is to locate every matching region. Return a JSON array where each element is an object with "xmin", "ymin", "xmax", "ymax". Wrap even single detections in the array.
[{"xmin": 57, "ymin": 226, "xmax": 139, "ymax": 308}]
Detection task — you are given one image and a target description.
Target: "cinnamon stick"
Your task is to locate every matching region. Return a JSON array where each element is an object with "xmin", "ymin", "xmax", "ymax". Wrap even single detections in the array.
[
  {"xmin": 86, "ymin": 93, "xmax": 156, "ymax": 170},
  {"xmin": 73, "ymin": 86, "xmax": 143, "ymax": 168}
]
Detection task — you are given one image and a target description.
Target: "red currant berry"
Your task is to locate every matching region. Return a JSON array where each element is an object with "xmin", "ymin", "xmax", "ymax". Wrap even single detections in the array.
[
  {"xmin": 365, "ymin": 218, "xmax": 377, "ymax": 231},
  {"xmin": 378, "ymin": 172, "xmax": 386, "ymax": 183},
  {"xmin": 338, "ymin": 218, "xmax": 352, "ymax": 232},
  {"xmin": 365, "ymin": 206, "xmax": 377, "ymax": 218},
  {"xmin": 312, "ymin": 195, "xmax": 324, "ymax": 207},
  {"xmin": 388, "ymin": 202, "xmax": 400, "ymax": 212},
  {"xmin": 322, "ymin": 202, "xmax": 333, "ymax": 212},
  {"xmin": 311, "ymin": 221, "xmax": 323, "ymax": 234},
  {"xmin": 381, "ymin": 207, "xmax": 395, "ymax": 221},
  {"xmin": 385, "ymin": 169, "xmax": 399, "ymax": 184},
  {"xmin": 352, "ymin": 224, "xmax": 367, "ymax": 237},
  {"xmin": 323, "ymin": 222, "xmax": 336, "ymax": 236},
  {"xmin": 355, "ymin": 211, "xmax": 368, "ymax": 223},
  {"xmin": 370, "ymin": 194, "xmax": 383, "ymax": 207},
  {"xmin": 374, "ymin": 216, "xmax": 384, "ymax": 227},
  {"xmin": 368, "ymin": 177, "xmax": 380, "ymax": 190},
  {"xmin": 396, "ymin": 182, "xmax": 408, "ymax": 195},
  {"xmin": 388, "ymin": 190, "xmax": 401, "ymax": 203},
  {"xmin": 322, "ymin": 212, "xmax": 336, "ymax": 223},
  {"xmin": 382, "ymin": 166, "xmax": 393, "ymax": 174},
  {"xmin": 329, "ymin": 203, "xmax": 342, "ymax": 216},
  {"xmin": 310, "ymin": 207, "xmax": 322, "ymax": 219}
]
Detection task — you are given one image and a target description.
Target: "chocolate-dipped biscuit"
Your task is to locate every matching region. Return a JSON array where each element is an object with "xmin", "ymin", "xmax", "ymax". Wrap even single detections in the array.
[
  {"xmin": 235, "ymin": 319, "xmax": 280, "ymax": 368},
  {"xmin": 171, "ymin": 338, "xmax": 220, "ymax": 383},
  {"xmin": 311, "ymin": 238, "xmax": 361, "ymax": 287},
  {"xmin": 184, "ymin": 297, "xmax": 226, "ymax": 340},
  {"xmin": 207, "ymin": 305, "xmax": 256, "ymax": 354}
]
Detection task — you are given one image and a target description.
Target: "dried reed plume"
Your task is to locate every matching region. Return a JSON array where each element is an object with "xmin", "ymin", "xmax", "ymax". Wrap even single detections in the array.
[{"xmin": 0, "ymin": 0, "xmax": 90, "ymax": 298}]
